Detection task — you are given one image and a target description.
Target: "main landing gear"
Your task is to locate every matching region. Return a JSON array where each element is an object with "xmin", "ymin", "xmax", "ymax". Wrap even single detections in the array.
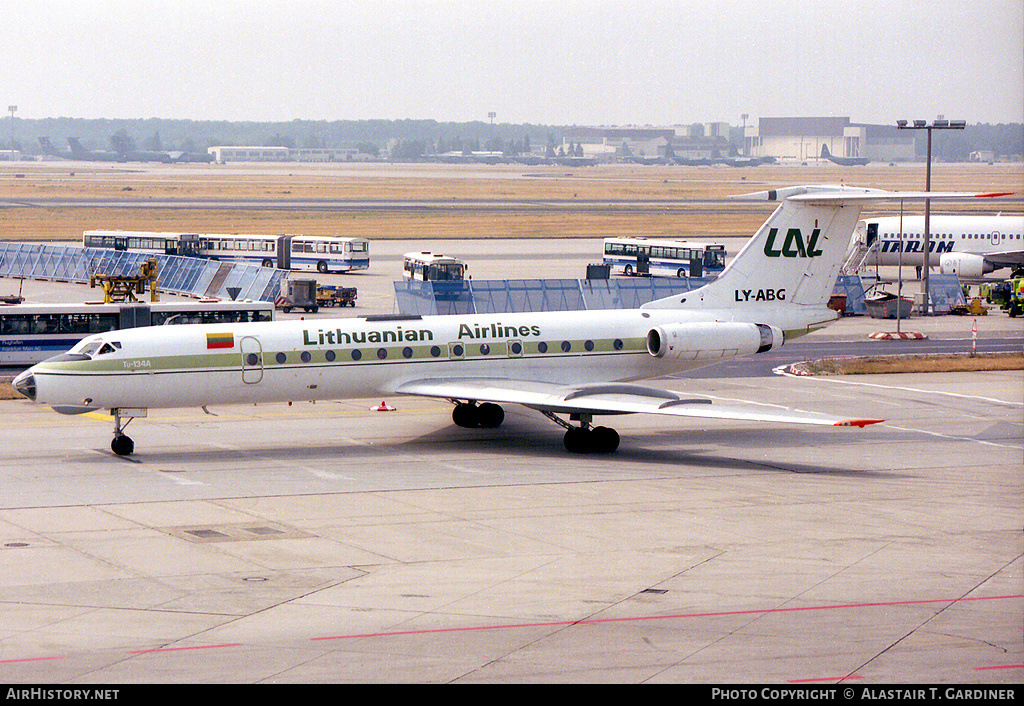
[
  {"xmin": 541, "ymin": 411, "xmax": 620, "ymax": 454},
  {"xmin": 451, "ymin": 401, "xmax": 620, "ymax": 454},
  {"xmin": 451, "ymin": 401, "xmax": 505, "ymax": 429}
]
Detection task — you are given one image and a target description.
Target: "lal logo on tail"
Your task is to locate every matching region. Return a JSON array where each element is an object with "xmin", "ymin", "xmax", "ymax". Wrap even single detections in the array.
[{"xmin": 764, "ymin": 228, "xmax": 824, "ymax": 258}]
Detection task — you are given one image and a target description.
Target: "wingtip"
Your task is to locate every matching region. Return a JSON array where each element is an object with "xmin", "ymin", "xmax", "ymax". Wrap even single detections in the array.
[{"xmin": 834, "ymin": 419, "xmax": 885, "ymax": 428}]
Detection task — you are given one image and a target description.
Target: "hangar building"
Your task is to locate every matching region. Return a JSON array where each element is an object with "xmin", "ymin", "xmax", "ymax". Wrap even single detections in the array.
[{"xmin": 744, "ymin": 117, "xmax": 915, "ymax": 162}]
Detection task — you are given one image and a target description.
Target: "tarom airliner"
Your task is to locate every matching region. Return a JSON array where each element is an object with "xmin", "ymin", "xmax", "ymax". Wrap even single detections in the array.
[{"xmin": 849, "ymin": 214, "xmax": 1023, "ymax": 279}]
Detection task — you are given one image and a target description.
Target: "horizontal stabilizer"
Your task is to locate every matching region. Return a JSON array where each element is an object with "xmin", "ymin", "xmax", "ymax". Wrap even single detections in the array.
[{"xmin": 732, "ymin": 185, "xmax": 1014, "ymax": 203}]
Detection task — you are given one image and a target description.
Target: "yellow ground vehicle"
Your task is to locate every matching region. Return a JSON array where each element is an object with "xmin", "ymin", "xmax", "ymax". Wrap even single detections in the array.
[{"xmin": 316, "ymin": 285, "xmax": 357, "ymax": 308}]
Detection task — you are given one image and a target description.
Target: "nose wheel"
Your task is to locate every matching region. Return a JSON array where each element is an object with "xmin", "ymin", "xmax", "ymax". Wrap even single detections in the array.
[
  {"xmin": 111, "ymin": 434, "xmax": 134, "ymax": 456},
  {"xmin": 110, "ymin": 408, "xmax": 144, "ymax": 456}
]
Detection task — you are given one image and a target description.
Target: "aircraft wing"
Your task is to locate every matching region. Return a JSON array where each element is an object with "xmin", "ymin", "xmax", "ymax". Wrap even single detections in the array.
[
  {"xmin": 983, "ymin": 250, "xmax": 1024, "ymax": 268},
  {"xmin": 393, "ymin": 378, "xmax": 881, "ymax": 427}
]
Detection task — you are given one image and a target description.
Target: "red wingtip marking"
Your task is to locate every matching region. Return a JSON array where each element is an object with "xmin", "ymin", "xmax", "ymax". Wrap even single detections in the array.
[
  {"xmin": 835, "ymin": 419, "xmax": 885, "ymax": 428},
  {"xmin": 976, "ymin": 192, "xmax": 1014, "ymax": 198}
]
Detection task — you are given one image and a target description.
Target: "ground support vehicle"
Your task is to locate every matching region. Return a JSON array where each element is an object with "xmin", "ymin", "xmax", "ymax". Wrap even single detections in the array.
[{"xmin": 317, "ymin": 285, "xmax": 357, "ymax": 308}]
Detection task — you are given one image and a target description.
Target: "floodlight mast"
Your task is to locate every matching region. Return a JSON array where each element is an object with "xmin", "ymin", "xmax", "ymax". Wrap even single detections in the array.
[
  {"xmin": 896, "ymin": 118, "xmax": 966, "ymax": 314},
  {"xmin": 7, "ymin": 106, "xmax": 15, "ymax": 153}
]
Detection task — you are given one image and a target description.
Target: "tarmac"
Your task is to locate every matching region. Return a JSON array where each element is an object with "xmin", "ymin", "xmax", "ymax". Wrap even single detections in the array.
[{"xmin": 0, "ymin": 243, "xmax": 1021, "ymax": 684}]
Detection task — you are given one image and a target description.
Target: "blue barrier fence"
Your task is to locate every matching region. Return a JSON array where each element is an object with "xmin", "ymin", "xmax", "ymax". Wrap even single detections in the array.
[
  {"xmin": 394, "ymin": 276, "xmax": 716, "ymax": 315},
  {"xmin": 397, "ymin": 273, "xmax": 963, "ymax": 316}
]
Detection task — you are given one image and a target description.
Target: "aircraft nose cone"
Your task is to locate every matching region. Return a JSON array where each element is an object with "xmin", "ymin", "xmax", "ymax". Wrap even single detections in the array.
[{"xmin": 12, "ymin": 370, "xmax": 36, "ymax": 401}]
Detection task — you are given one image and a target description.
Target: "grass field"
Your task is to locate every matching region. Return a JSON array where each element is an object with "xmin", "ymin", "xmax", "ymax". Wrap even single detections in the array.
[
  {"xmin": 793, "ymin": 352, "xmax": 1024, "ymax": 376},
  {"xmin": 3, "ymin": 161, "xmax": 1022, "ymax": 243}
]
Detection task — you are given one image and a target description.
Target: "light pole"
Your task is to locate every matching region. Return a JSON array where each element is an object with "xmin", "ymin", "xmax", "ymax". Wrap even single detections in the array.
[
  {"xmin": 896, "ymin": 118, "xmax": 966, "ymax": 314},
  {"xmin": 7, "ymin": 106, "xmax": 15, "ymax": 153}
]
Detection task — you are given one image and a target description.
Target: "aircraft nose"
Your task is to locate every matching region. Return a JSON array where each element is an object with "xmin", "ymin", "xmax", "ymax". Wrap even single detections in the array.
[{"xmin": 12, "ymin": 370, "xmax": 36, "ymax": 401}]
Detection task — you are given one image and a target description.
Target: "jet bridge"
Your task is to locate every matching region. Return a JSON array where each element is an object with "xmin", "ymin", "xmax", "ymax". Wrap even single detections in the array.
[{"xmin": 0, "ymin": 243, "xmax": 287, "ymax": 302}]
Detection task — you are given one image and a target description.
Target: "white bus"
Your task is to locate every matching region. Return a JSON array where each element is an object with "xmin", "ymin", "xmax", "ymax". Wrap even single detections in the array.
[
  {"xmin": 602, "ymin": 237, "xmax": 726, "ymax": 278},
  {"xmin": 402, "ymin": 252, "xmax": 467, "ymax": 281},
  {"xmin": 82, "ymin": 231, "xmax": 370, "ymax": 274},
  {"xmin": 0, "ymin": 301, "xmax": 274, "ymax": 366}
]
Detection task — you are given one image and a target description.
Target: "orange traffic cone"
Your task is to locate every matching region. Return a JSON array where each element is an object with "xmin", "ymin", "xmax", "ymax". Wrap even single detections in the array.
[{"xmin": 371, "ymin": 400, "xmax": 395, "ymax": 412}]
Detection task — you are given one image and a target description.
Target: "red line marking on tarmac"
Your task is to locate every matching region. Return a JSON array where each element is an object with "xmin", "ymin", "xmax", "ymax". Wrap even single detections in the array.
[
  {"xmin": 788, "ymin": 676, "xmax": 865, "ymax": 683},
  {"xmin": 128, "ymin": 643, "xmax": 243, "ymax": 654},
  {"xmin": 0, "ymin": 655, "xmax": 65, "ymax": 664},
  {"xmin": 974, "ymin": 664, "xmax": 1024, "ymax": 671},
  {"xmin": 311, "ymin": 594, "xmax": 1024, "ymax": 641}
]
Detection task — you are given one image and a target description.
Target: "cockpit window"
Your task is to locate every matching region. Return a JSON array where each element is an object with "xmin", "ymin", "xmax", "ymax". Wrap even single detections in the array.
[
  {"xmin": 77, "ymin": 341, "xmax": 102, "ymax": 356},
  {"xmin": 73, "ymin": 340, "xmax": 121, "ymax": 357}
]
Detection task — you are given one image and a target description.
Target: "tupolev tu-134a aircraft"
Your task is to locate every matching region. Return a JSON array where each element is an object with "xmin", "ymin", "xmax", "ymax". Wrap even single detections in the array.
[{"xmin": 13, "ymin": 186, "xmax": 1011, "ymax": 456}]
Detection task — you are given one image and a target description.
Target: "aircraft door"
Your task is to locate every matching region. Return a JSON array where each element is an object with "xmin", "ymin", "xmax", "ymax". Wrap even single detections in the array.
[
  {"xmin": 865, "ymin": 223, "xmax": 878, "ymax": 248},
  {"xmin": 990, "ymin": 230, "xmax": 1001, "ymax": 246},
  {"xmin": 240, "ymin": 336, "xmax": 264, "ymax": 384}
]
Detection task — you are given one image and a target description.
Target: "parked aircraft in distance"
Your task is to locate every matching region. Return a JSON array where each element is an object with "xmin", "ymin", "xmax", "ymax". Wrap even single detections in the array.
[
  {"xmin": 820, "ymin": 144, "xmax": 870, "ymax": 166},
  {"xmin": 13, "ymin": 186, "xmax": 1011, "ymax": 457},
  {"xmin": 38, "ymin": 136, "xmax": 212, "ymax": 164},
  {"xmin": 66, "ymin": 137, "xmax": 122, "ymax": 162},
  {"xmin": 849, "ymin": 214, "xmax": 1024, "ymax": 279},
  {"xmin": 37, "ymin": 137, "xmax": 76, "ymax": 160}
]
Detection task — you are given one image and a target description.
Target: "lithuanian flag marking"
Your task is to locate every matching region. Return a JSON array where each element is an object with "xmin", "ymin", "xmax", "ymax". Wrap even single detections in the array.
[{"xmin": 206, "ymin": 332, "xmax": 235, "ymax": 349}]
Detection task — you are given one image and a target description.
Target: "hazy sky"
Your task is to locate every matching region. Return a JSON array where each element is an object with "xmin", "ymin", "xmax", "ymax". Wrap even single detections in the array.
[{"xmin": 4, "ymin": 0, "xmax": 1022, "ymax": 126}]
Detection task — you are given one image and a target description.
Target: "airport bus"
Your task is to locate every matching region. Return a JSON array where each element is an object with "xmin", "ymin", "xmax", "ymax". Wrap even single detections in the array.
[
  {"xmin": 82, "ymin": 230, "xmax": 370, "ymax": 274},
  {"xmin": 402, "ymin": 252, "xmax": 467, "ymax": 281},
  {"xmin": 602, "ymin": 237, "xmax": 727, "ymax": 278},
  {"xmin": 0, "ymin": 300, "xmax": 274, "ymax": 366}
]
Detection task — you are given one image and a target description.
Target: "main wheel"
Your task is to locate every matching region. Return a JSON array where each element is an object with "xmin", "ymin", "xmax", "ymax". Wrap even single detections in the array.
[
  {"xmin": 453, "ymin": 403, "xmax": 477, "ymax": 428},
  {"xmin": 591, "ymin": 426, "xmax": 620, "ymax": 454},
  {"xmin": 563, "ymin": 427, "xmax": 587, "ymax": 453},
  {"xmin": 477, "ymin": 403, "xmax": 504, "ymax": 428},
  {"xmin": 563, "ymin": 427, "xmax": 619, "ymax": 454}
]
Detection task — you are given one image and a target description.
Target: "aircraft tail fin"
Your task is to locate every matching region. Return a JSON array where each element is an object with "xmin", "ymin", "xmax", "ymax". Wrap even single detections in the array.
[
  {"xmin": 67, "ymin": 137, "xmax": 88, "ymax": 159},
  {"xmin": 642, "ymin": 186, "xmax": 1014, "ymax": 313}
]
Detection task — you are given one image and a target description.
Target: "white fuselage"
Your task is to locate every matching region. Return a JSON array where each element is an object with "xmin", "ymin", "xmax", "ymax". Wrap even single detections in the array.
[
  {"xmin": 24, "ymin": 304, "xmax": 823, "ymax": 413},
  {"xmin": 855, "ymin": 215, "xmax": 1024, "ymax": 267}
]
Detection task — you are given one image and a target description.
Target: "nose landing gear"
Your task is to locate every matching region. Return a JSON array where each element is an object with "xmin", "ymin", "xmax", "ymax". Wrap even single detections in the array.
[{"xmin": 110, "ymin": 408, "xmax": 146, "ymax": 456}]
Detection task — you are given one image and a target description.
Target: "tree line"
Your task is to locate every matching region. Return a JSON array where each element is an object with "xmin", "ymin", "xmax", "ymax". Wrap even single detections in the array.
[
  {"xmin": 2, "ymin": 117, "xmax": 1021, "ymax": 161},
  {"xmin": 1, "ymin": 117, "xmax": 559, "ymax": 158}
]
